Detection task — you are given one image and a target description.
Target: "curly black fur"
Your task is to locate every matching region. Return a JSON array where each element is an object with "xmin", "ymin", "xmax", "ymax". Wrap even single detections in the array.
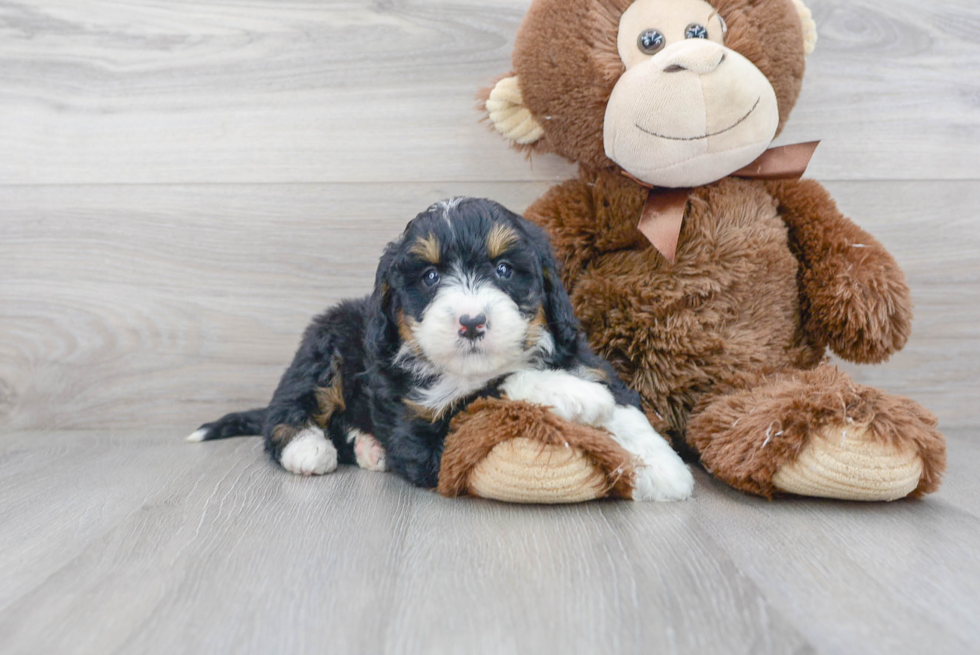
[{"xmin": 192, "ymin": 198, "xmax": 637, "ymax": 488}]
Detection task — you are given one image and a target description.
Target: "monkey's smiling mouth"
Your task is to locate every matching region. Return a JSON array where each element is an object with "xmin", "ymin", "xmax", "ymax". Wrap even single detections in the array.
[{"xmin": 636, "ymin": 97, "xmax": 760, "ymax": 141}]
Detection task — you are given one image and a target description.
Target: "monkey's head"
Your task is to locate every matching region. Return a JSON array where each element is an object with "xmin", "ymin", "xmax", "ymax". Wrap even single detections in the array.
[{"xmin": 485, "ymin": 0, "xmax": 817, "ymax": 187}]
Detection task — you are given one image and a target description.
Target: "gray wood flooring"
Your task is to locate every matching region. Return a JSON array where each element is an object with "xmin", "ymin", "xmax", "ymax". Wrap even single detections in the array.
[
  {"xmin": 1, "ymin": 1, "xmax": 978, "ymax": 653},
  {"xmin": 1, "ymin": 429, "xmax": 979, "ymax": 655}
]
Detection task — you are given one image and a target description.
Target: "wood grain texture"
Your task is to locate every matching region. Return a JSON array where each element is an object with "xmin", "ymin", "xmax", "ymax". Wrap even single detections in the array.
[
  {"xmin": 0, "ymin": 0, "xmax": 977, "ymax": 184},
  {"xmin": 0, "ymin": 0, "xmax": 977, "ymax": 652},
  {"xmin": 1, "ymin": 428, "xmax": 978, "ymax": 655},
  {"xmin": 820, "ymin": 181, "xmax": 980, "ymax": 427},
  {"xmin": 0, "ymin": 182, "xmax": 550, "ymax": 431},
  {"xmin": 691, "ymin": 466, "xmax": 980, "ymax": 654},
  {"xmin": 1, "ymin": 181, "xmax": 975, "ymax": 431}
]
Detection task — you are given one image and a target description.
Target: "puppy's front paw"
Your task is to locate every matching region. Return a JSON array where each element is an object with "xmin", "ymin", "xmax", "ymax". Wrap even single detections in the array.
[
  {"xmin": 500, "ymin": 370, "xmax": 615, "ymax": 425},
  {"xmin": 351, "ymin": 429, "xmax": 386, "ymax": 472},
  {"xmin": 602, "ymin": 406, "xmax": 694, "ymax": 502},
  {"xmin": 632, "ymin": 454, "xmax": 695, "ymax": 502},
  {"xmin": 280, "ymin": 426, "xmax": 338, "ymax": 476}
]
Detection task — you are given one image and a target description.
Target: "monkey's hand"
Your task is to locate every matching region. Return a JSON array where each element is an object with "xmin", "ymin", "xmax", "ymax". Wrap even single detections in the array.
[{"xmin": 767, "ymin": 179, "xmax": 913, "ymax": 364}]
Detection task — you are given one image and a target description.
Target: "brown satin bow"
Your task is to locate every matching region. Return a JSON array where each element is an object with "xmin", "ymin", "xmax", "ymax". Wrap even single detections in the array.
[{"xmin": 630, "ymin": 141, "xmax": 819, "ymax": 264}]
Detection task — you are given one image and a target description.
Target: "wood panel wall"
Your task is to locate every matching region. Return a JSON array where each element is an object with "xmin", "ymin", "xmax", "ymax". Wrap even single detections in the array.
[{"xmin": 1, "ymin": 0, "xmax": 978, "ymax": 432}]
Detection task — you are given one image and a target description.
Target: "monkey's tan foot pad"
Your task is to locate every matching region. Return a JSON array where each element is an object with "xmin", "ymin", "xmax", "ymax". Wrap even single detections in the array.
[
  {"xmin": 438, "ymin": 397, "xmax": 635, "ymax": 503},
  {"xmin": 467, "ymin": 438, "xmax": 607, "ymax": 503},
  {"xmin": 772, "ymin": 424, "xmax": 922, "ymax": 501}
]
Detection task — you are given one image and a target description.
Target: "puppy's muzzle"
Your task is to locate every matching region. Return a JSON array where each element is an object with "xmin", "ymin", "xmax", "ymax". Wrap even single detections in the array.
[{"xmin": 458, "ymin": 313, "xmax": 487, "ymax": 341}]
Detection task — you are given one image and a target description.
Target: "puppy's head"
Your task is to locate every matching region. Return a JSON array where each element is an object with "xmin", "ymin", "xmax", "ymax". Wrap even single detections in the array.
[{"xmin": 367, "ymin": 197, "xmax": 580, "ymax": 380}]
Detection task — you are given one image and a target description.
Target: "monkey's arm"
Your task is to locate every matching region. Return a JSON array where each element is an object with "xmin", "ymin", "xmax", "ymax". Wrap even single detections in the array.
[
  {"xmin": 765, "ymin": 178, "xmax": 913, "ymax": 364},
  {"xmin": 523, "ymin": 169, "xmax": 649, "ymax": 293}
]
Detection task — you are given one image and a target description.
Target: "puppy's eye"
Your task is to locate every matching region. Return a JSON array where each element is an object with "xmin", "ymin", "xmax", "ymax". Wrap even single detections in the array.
[
  {"xmin": 685, "ymin": 23, "xmax": 708, "ymax": 39},
  {"xmin": 422, "ymin": 268, "xmax": 440, "ymax": 287},
  {"xmin": 495, "ymin": 262, "xmax": 513, "ymax": 279},
  {"xmin": 637, "ymin": 29, "xmax": 665, "ymax": 55}
]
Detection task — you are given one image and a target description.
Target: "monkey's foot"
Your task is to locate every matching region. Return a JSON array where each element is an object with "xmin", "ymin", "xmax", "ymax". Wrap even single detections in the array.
[
  {"xmin": 771, "ymin": 423, "xmax": 922, "ymax": 501},
  {"xmin": 687, "ymin": 364, "xmax": 946, "ymax": 500},
  {"xmin": 467, "ymin": 437, "xmax": 608, "ymax": 503},
  {"xmin": 438, "ymin": 398, "xmax": 636, "ymax": 503}
]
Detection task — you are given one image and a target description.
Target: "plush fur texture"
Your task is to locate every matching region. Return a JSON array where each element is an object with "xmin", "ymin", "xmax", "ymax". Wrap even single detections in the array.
[
  {"xmin": 687, "ymin": 364, "xmax": 946, "ymax": 498},
  {"xmin": 189, "ymin": 198, "xmax": 641, "ymax": 489},
  {"xmin": 482, "ymin": 0, "xmax": 946, "ymax": 498},
  {"xmin": 766, "ymin": 179, "xmax": 914, "ymax": 363},
  {"xmin": 524, "ymin": 168, "xmax": 946, "ymax": 495},
  {"xmin": 530, "ymin": 172, "xmax": 821, "ymax": 440}
]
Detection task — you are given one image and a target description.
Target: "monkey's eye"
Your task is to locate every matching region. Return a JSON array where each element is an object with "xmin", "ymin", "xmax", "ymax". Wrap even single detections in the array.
[
  {"xmin": 637, "ymin": 29, "xmax": 665, "ymax": 55},
  {"xmin": 495, "ymin": 262, "xmax": 513, "ymax": 279},
  {"xmin": 422, "ymin": 268, "xmax": 440, "ymax": 287},
  {"xmin": 685, "ymin": 23, "xmax": 708, "ymax": 39}
]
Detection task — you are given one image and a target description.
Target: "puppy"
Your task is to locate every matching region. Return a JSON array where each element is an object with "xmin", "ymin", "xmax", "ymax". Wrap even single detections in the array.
[{"xmin": 188, "ymin": 197, "xmax": 693, "ymax": 500}]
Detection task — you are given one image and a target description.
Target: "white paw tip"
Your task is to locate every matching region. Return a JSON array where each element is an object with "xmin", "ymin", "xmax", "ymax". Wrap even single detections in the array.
[
  {"xmin": 501, "ymin": 370, "xmax": 615, "ymax": 426},
  {"xmin": 280, "ymin": 427, "xmax": 338, "ymax": 476},
  {"xmin": 353, "ymin": 431, "xmax": 387, "ymax": 472},
  {"xmin": 632, "ymin": 461, "xmax": 695, "ymax": 502},
  {"xmin": 186, "ymin": 428, "xmax": 209, "ymax": 442}
]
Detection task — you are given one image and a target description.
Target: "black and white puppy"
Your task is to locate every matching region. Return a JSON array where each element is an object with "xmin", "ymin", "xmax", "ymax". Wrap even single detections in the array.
[{"xmin": 188, "ymin": 198, "xmax": 692, "ymax": 501}]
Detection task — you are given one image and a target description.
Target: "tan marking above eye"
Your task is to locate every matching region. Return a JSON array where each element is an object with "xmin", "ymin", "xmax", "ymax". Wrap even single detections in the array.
[
  {"xmin": 409, "ymin": 233, "xmax": 440, "ymax": 264},
  {"xmin": 487, "ymin": 223, "xmax": 519, "ymax": 259}
]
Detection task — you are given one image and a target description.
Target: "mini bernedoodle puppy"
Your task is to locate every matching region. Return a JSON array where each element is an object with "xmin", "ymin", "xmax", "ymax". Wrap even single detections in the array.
[{"xmin": 188, "ymin": 197, "xmax": 693, "ymax": 501}]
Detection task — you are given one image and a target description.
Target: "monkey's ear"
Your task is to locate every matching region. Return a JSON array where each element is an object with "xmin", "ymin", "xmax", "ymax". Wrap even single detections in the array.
[
  {"xmin": 791, "ymin": 0, "xmax": 818, "ymax": 56},
  {"xmin": 484, "ymin": 75, "xmax": 545, "ymax": 146}
]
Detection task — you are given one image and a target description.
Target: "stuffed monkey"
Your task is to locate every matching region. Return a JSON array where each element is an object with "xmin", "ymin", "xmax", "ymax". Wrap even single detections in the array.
[{"xmin": 450, "ymin": 0, "xmax": 945, "ymax": 502}]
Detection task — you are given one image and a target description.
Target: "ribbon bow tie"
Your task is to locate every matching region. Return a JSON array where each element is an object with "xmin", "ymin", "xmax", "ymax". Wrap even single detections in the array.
[{"xmin": 629, "ymin": 141, "xmax": 820, "ymax": 264}]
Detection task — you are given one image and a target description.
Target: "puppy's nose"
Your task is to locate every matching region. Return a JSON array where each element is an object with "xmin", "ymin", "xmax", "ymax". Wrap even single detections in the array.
[{"xmin": 458, "ymin": 313, "xmax": 487, "ymax": 340}]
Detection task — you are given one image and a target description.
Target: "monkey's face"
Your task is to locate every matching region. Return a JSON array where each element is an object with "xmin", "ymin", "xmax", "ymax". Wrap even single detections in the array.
[
  {"xmin": 603, "ymin": 0, "xmax": 779, "ymax": 187},
  {"xmin": 487, "ymin": 0, "xmax": 814, "ymax": 186}
]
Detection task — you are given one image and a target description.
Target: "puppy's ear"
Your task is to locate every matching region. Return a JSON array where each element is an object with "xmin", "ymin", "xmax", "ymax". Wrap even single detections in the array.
[
  {"xmin": 365, "ymin": 240, "xmax": 401, "ymax": 361},
  {"xmin": 524, "ymin": 221, "xmax": 582, "ymax": 361}
]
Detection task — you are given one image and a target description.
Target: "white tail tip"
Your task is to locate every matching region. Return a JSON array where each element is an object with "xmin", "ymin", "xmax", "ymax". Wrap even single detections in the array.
[{"xmin": 185, "ymin": 428, "xmax": 209, "ymax": 442}]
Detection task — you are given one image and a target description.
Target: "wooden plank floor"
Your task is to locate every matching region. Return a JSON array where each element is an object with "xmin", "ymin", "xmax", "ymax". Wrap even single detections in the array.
[
  {"xmin": 0, "ymin": 428, "xmax": 978, "ymax": 655},
  {"xmin": 1, "ymin": 0, "xmax": 979, "ymax": 653}
]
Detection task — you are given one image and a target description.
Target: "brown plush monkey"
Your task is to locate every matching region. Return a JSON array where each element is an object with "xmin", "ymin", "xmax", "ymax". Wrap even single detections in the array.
[{"xmin": 444, "ymin": 0, "xmax": 946, "ymax": 502}]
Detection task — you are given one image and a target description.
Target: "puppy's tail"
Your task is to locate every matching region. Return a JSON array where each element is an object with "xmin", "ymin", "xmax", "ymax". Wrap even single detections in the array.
[{"xmin": 186, "ymin": 408, "xmax": 267, "ymax": 442}]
